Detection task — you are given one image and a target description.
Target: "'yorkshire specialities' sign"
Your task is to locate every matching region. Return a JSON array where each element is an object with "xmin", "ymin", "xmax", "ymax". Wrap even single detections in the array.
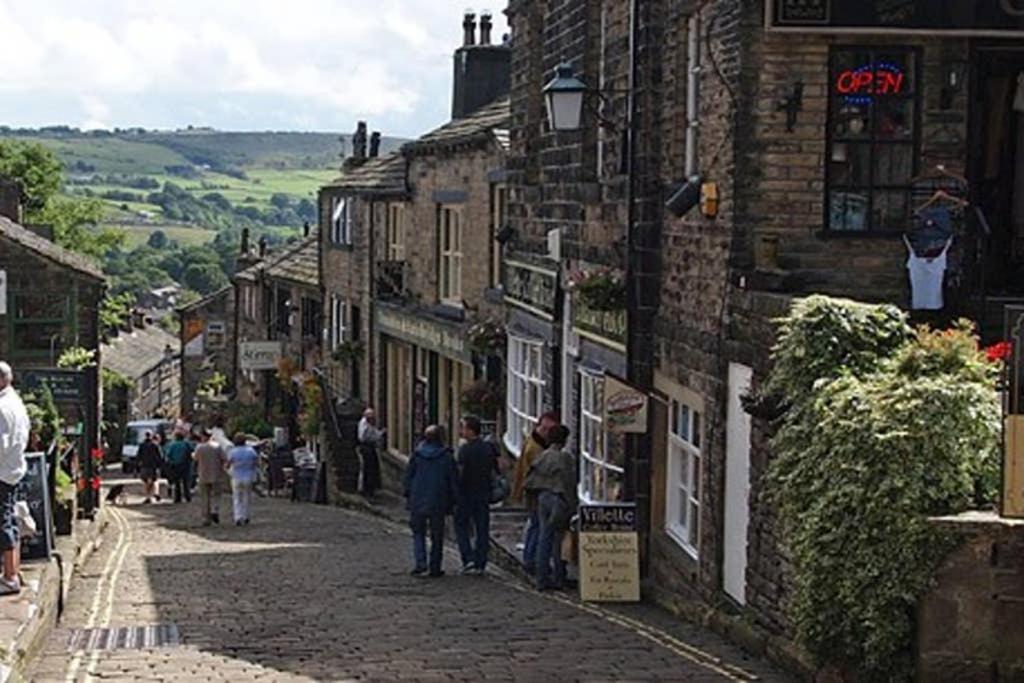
[
  {"xmin": 578, "ymin": 504, "xmax": 640, "ymax": 603},
  {"xmin": 767, "ymin": 0, "xmax": 1024, "ymax": 35}
]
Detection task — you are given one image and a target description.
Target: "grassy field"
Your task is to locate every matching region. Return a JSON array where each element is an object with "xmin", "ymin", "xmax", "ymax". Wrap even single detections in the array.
[
  {"xmin": 119, "ymin": 224, "xmax": 217, "ymax": 249},
  {"xmin": 15, "ymin": 136, "xmax": 192, "ymax": 175}
]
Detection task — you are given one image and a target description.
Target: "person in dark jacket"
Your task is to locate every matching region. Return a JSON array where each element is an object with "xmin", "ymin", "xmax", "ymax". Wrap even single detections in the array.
[
  {"xmin": 525, "ymin": 425, "xmax": 576, "ymax": 591},
  {"xmin": 454, "ymin": 415, "xmax": 498, "ymax": 575},
  {"xmin": 137, "ymin": 432, "xmax": 164, "ymax": 504},
  {"xmin": 404, "ymin": 425, "xmax": 458, "ymax": 577}
]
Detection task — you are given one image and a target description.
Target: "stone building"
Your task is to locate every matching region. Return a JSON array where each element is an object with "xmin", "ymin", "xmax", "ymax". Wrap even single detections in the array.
[
  {"xmin": 102, "ymin": 313, "xmax": 181, "ymax": 420},
  {"xmin": 505, "ymin": 0, "xmax": 1024, "ymax": 674},
  {"xmin": 178, "ymin": 286, "xmax": 234, "ymax": 419},
  {"xmin": 318, "ymin": 14, "xmax": 510, "ymax": 494}
]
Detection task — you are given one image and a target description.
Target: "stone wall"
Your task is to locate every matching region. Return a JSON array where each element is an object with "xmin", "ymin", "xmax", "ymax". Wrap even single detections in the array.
[
  {"xmin": 179, "ymin": 288, "xmax": 234, "ymax": 420},
  {"xmin": 918, "ymin": 512, "xmax": 1024, "ymax": 682}
]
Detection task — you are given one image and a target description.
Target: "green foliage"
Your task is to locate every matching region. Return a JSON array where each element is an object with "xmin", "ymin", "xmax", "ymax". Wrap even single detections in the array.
[
  {"xmin": 57, "ymin": 346, "xmax": 97, "ymax": 370},
  {"xmin": 0, "ymin": 139, "xmax": 62, "ymax": 211},
  {"xmin": 197, "ymin": 372, "xmax": 228, "ymax": 399},
  {"xmin": 182, "ymin": 262, "xmax": 229, "ymax": 295},
  {"xmin": 54, "ymin": 468, "xmax": 75, "ymax": 503},
  {"xmin": 764, "ymin": 298, "xmax": 1001, "ymax": 680},
  {"xmin": 299, "ymin": 378, "xmax": 322, "ymax": 438},
  {"xmin": 102, "ymin": 367, "xmax": 132, "ymax": 392},
  {"xmin": 23, "ymin": 385, "xmax": 62, "ymax": 449},
  {"xmin": 99, "ymin": 292, "xmax": 136, "ymax": 337},
  {"xmin": 225, "ymin": 403, "xmax": 273, "ymax": 440},
  {"xmin": 331, "ymin": 340, "xmax": 365, "ymax": 363},
  {"xmin": 147, "ymin": 229, "xmax": 168, "ymax": 249}
]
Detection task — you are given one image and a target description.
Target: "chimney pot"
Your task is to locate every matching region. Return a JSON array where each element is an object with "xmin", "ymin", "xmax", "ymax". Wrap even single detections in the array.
[
  {"xmin": 303, "ymin": 221, "xmax": 311, "ymax": 237},
  {"xmin": 369, "ymin": 132, "xmax": 381, "ymax": 158},
  {"xmin": 353, "ymin": 121, "xmax": 368, "ymax": 160},
  {"xmin": 258, "ymin": 236, "xmax": 268, "ymax": 258},
  {"xmin": 463, "ymin": 11, "xmax": 476, "ymax": 46},
  {"xmin": 479, "ymin": 11, "xmax": 492, "ymax": 46},
  {"xmin": 0, "ymin": 177, "xmax": 24, "ymax": 224},
  {"xmin": 240, "ymin": 227, "xmax": 251, "ymax": 255}
]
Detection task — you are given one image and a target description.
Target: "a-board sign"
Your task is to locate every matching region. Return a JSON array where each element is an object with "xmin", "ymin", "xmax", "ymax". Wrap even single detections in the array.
[
  {"xmin": 18, "ymin": 452, "xmax": 53, "ymax": 561},
  {"xmin": 578, "ymin": 503, "xmax": 640, "ymax": 602}
]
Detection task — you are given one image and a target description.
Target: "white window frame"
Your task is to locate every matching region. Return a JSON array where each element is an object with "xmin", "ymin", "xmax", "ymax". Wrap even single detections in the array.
[
  {"xmin": 387, "ymin": 203, "xmax": 405, "ymax": 261},
  {"xmin": 439, "ymin": 205, "xmax": 463, "ymax": 305},
  {"xmin": 331, "ymin": 196, "xmax": 352, "ymax": 246},
  {"xmin": 505, "ymin": 335, "xmax": 545, "ymax": 455},
  {"xmin": 666, "ymin": 394, "xmax": 702, "ymax": 559},
  {"xmin": 578, "ymin": 371, "xmax": 623, "ymax": 504},
  {"xmin": 330, "ymin": 296, "xmax": 348, "ymax": 351}
]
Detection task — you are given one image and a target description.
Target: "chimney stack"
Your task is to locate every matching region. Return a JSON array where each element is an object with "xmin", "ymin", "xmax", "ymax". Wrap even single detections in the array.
[
  {"xmin": 479, "ymin": 11, "xmax": 492, "ymax": 46},
  {"xmin": 463, "ymin": 11, "xmax": 476, "ymax": 46},
  {"xmin": 354, "ymin": 121, "xmax": 368, "ymax": 160},
  {"xmin": 303, "ymin": 221, "xmax": 311, "ymax": 237},
  {"xmin": 369, "ymin": 132, "xmax": 381, "ymax": 158},
  {"xmin": 0, "ymin": 177, "xmax": 23, "ymax": 224},
  {"xmin": 240, "ymin": 227, "xmax": 251, "ymax": 255},
  {"xmin": 258, "ymin": 236, "xmax": 268, "ymax": 258}
]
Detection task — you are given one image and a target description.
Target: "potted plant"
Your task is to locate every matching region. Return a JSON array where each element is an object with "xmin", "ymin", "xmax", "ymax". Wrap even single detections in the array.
[
  {"xmin": 568, "ymin": 266, "xmax": 626, "ymax": 311},
  {"xmin": 53, "ymin": 468, "xmax": 75, "ymax": 536}
]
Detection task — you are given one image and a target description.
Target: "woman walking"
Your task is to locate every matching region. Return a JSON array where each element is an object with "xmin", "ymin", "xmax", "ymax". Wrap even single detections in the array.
[
  {"xmin": 227, "ymin": 433, "xmax": 259, "ymax": 525},
  {"xmin": 137, "ymin": 432, "xmax": 164, "ymax": 504}
]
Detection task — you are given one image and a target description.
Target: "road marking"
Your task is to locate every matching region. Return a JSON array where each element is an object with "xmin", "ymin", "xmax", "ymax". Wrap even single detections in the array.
[
  {"xmin": 82, "ymin": 508, "xmax": 133, "ymax": 683},
  {"xmin": 65, "ymin": 508, "xmax": 127, "ymax": 682}
]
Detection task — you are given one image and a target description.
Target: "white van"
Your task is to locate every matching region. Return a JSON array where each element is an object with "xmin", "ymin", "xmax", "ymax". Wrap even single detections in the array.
[{"xmin": 122, "ymin": 420, "xmax": 173, "ymax": 473}]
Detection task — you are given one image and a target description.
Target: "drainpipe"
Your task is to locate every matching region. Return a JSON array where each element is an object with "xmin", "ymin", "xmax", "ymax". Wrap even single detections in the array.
[{"xmin": 685, "ymin": 14, "xmax": 701, "ymax": 181}]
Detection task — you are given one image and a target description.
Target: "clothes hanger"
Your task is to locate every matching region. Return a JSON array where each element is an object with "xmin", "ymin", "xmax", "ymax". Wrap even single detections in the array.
[
  {"xmin": 916, "ymin": 189, "xmax": 968, "ymax": 213},
  {"xmin": 909, "ymin": 164, "xmax": 968, "ymax": 189}
]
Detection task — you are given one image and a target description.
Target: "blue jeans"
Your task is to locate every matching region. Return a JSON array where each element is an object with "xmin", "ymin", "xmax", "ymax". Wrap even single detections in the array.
[
  {"xmin": 455, "ymin": 497, "xmax": 491, "ymax": 569},
  {"xmin": 536, "ymin": 491, "xmax": 568, "ymax": 589},
  {"xmin": 522, "ymin": 510, "xmax": 539, "ymax": 571},
  {"xmin": 410, "ymin": 511, "xmax": 446, "ymax": 573}
]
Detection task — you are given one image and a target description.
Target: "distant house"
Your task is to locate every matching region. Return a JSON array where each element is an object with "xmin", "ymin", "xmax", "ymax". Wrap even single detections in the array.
[
  {"xmin": 101, "ymin": 314, "xmax": 181, "ymax": 421},
  {"xmin": 177, "ymin": 286, "xmax": 234, "ymax": 419}
]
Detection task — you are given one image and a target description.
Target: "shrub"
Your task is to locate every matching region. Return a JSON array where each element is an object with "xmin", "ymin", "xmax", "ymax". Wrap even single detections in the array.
[{"xmin": 765, "ymin": 300, "xmax": 1000, "ymax": 680}]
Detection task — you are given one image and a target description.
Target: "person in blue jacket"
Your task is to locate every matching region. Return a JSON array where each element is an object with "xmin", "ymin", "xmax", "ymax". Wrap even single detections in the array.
[{"xmin": 404, "ymin": 424, "xmax": 458, "ymax": 577}]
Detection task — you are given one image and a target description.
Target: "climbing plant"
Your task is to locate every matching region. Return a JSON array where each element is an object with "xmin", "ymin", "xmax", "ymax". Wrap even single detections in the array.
[{"xmin": 763, "ymin": 298, "xmax": 1001, "ymax": 680}]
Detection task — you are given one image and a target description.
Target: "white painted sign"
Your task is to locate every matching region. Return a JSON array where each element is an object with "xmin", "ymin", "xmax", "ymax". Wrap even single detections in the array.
[
  {"xmin": 238, "ymin": 341, "xmax": 283, "ymax": 371},
  {"xmin": 604, "ymin": 374, "xmax": 649, "ymax": 434},
  {"xmin": 0, "ymin": 269, "xmax": 6, "ymax": 315}
]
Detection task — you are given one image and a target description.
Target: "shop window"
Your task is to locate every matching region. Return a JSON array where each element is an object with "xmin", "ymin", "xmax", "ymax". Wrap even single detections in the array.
[
  {"xmin": 439, "ymin": 205, "xmax": 463, "ymax": 305},
  {"xmin": 387, "ymin": 203, "xmax": 405, "ymax": 261},
  {"xmin": 490, "ymin": 184, "xmax": 508, "ymax": 289},
  {"xmin": 505, "ymin": 335, "xmax": 545, "ymax": 454},
  {"xmin": 579, "ymin": 371, "xmax": 623, "ymax": 503},
  {"xmin": 9, "ymin": 291, "xmax": 73, "ymax": 359},
  {"xmin": 329, "ymin": 296, "xmax": 347, "ymax": 351},
  {"xmin": 331, "ymin": 196, "xmax": 352, "ymax": 246},
  {"xmin": 827, "ymin": 47, "xmax": 919, "ymax": 233},
  {"xmin": 666, "ymin": 396, "xmax": 702, "ymax": 557}
]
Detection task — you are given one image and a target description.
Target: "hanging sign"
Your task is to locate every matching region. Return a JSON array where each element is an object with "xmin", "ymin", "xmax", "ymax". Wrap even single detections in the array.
[
  {"xmin": 238, "ymin": 341, "xmax": 283, "ymax": 371},
  {"xmin": 604, "ymin": 374, "xmax": 649, "ymax": 434},
  {"xmin": 578, "ymin": 504, "xmax": 640, "ymax": 602}
]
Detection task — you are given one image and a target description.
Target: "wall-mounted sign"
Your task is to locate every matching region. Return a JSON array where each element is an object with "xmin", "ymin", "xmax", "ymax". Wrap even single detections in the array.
[
  {"xmin": 0, "ymin": 269, "xmax": 6, "ymax": 316},
  {"xmin": 573, "ymin": 299, "xmax": 627, "ymax": 351},
  {"xmin": 767, "ymin": 0, "xmax": 1024, "ymax": 36},
  {"xmin": 578, "ymin": 504, "xmax": 640, "ymax": 602},
  {"xmin": 604, "ymin": 374, "xmax": 649, "ymax": 434},
  {"xmin": 377, "ymin": 308, "xmax": 470, "ymax": 363},
  {"xmin": 21, "ymin": 370, "xmax": 86, "ymax": 402},
  {"xmin": 504, "ymin": 260, "xmax": 558, "ymax": 320},
  {"xmin": 238, "ymin": 341, "xmax": 283, "ymax": 371}
]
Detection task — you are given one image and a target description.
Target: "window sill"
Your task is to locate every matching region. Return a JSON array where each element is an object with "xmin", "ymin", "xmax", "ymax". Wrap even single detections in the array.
[
  {"xmin": 815, "ymin": 230, "xmax": 905, "ymax": 240},
  {"xmin": 328, "ymin": 242, "xmax": 355, "ymax": 251},
  {"xmin": 665, "ymin": 525, "xmax": 699, "ymax": 561}
]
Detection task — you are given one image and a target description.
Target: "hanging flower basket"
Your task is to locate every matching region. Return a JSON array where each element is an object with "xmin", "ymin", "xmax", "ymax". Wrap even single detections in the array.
[
  {"xmin": 467, "ymin": 319, "xmax": 506, "ymax": 355},
  {"xmin": 460, "ymin": 379, "xmax": 504, "ymax": 419},
  {"xmin": 332, "ymin": 339, "xmax": 366, "ymax": 364},
  {"xmin": 568, "ymin": 266, "xmax": 626, "ymax": 311}
]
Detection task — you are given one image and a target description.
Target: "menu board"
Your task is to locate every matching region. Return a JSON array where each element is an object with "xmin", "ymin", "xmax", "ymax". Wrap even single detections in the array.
[
  {"xmin": 769, "ymin": 0, "xmax": 1024, "ymax": 34},
  {"xmin": 578, "ymin": 504, "xmax": 640, "ymax": 603},
  {"xmin": 18, "ymin": 453, "xmax": 53, "ymax": 561}
]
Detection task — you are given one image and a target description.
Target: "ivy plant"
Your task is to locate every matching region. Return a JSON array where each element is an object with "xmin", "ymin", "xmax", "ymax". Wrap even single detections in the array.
[{"xmin": 764, "ymin": 298, "xmax": 1000, "ymax": 680}]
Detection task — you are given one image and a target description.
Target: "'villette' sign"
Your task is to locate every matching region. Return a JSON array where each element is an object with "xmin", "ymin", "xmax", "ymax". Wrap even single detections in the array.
[{"xmin": 768, "ymin": 0, "xmax": 1024, "ymax": 35}]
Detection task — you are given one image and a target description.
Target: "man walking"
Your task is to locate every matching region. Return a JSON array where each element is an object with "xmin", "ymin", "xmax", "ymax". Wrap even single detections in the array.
[
  {"xmin": 0, "ymin": 363, "xmax": 29, "ymax": 596},
  {"xmin": 193, "ymin": 429, "xmax": 227, "ymax": 525},
  {"xmin": 403, "ymin": 425, "xmax": 457, "ymax": 578},
  {"xmin": 454, "ymin": 415, "xmax": 498, "ymax": 575},
  {"xmin": 137, "ymin": 432, "xmax": 164, "ymax": 504},
  {"xmin": 357, "ymin": 408, "xmax": 385, "ymax": 500},
  {"xmin": 163, "ymin": 430, "xmax": 194, "ymax": 503},
  {"xmin": 525, "ymin": 425, "xmax": 576, "ymax": 591},
  {"xmin": 510, "ymin": 411, "xmax": 559, "ymax": 574}
]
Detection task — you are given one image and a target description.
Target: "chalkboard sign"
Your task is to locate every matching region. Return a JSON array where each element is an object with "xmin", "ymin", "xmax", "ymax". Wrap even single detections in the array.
[
  {"xmin": 768, "ymin": 0, "xmax": 1024, "ymax": 35},
  {"xmin": 20, "ymin": 370, "xmax": 86, "ymax": 402},
  {"xmin": 17, "ymin": 452, "xmax": 53, "ymax": 561}
]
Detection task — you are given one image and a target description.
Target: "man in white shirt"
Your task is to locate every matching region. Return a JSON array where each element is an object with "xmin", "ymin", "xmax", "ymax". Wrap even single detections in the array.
[
  {"xmin": 0, "ymin": 362, "xmax": 30, "ymax": 595},
  {"xmin": 357, "ymin": 408, "xmax": 385, "ymax": 499}
]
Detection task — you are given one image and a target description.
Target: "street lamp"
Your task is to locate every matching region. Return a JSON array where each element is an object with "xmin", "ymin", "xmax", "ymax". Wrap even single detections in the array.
[{"xmin": 543, "ymin": 63, "xmax": 587, "ymax": 131}]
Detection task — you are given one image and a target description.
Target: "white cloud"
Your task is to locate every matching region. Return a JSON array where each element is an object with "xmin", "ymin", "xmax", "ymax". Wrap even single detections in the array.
[{"xmin": 0, "ymin": 0, "xmax": 508, "ymax": 135}]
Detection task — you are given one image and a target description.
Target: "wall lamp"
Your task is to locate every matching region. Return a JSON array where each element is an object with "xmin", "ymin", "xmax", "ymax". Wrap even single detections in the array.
[{"xmin": 543, "ymin": 63, "xmax": 626, "ymax": 132}]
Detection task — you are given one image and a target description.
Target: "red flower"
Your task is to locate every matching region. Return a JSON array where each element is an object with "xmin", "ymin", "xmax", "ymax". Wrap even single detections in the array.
[{"xmin": 985, "ymin": 341, "xmax": 1013, "ymax": 363}]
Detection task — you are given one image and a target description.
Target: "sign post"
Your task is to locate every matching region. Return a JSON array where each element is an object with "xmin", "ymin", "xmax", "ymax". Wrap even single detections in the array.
[{"xmin": 578, "ymin": 503, "xmax": 641, "ymax": 602}]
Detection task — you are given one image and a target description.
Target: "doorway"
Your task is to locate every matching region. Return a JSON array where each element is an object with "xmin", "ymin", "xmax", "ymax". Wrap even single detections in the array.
[
  {"xmin": 973, "ymin": 47, "xmax": 1024, "ymax": 294},
  {"xmin": 723, "ymin": 363, "xmax": 753, "ymax": 605}
]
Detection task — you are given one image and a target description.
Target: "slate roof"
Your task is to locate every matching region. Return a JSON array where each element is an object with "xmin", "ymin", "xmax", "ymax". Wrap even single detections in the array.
[
  {"xmin": 0, "ymin": 215, "xmax": 105, "ymax": 281},
  {"xmin": 102, "ymin": 324, "xmax": 180, "ymax": 381},
  {"xmin": 403, "ymin": 97, "xmax": 511, "ymax": 155},
  {"xmin": 325, "ymin": 153, "xmax": 406, "ymax": 194},
  {"xmin": 235, "ymin": 233, "xmax": 318, "ymax": 288}
]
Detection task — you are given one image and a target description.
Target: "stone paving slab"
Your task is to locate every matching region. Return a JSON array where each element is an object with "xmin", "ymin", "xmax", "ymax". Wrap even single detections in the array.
[{"xmin": 27, "ymin": 481, "xmax": 792, "ymax": 682}]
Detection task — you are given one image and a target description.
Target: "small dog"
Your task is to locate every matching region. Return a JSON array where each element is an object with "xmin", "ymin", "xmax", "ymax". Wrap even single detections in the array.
[{"xmin": 104, "ymin": 484, "xmax": 127, "ymax": 506}]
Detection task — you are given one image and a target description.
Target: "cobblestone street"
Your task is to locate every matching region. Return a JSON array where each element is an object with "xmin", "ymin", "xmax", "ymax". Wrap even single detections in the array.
[{"xmin": 27, "ymin": 482, "xmax": 790, "ymax": 682}]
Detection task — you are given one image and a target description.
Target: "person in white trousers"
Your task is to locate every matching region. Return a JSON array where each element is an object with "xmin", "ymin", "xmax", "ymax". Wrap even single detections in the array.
[{"xmin": 227, "ymin": 433, "xmax": 259, "ymax": 526}]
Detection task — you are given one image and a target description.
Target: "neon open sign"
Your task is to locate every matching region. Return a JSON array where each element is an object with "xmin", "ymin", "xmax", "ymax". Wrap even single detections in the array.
[{"xmin": 835, "ymin": 62, "xmax": 905, "ymax": 103}]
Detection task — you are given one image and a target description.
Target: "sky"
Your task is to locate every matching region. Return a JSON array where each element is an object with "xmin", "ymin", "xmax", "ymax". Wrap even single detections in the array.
[{"xmin": 0, "ymin": 1, "xmax": 509, "ymax": 138}]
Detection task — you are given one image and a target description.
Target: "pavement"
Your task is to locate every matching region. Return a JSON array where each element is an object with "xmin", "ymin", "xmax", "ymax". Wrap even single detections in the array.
[{"xmin": 26, "ymin": 475, "xmax": 792, "ymax": 682}]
